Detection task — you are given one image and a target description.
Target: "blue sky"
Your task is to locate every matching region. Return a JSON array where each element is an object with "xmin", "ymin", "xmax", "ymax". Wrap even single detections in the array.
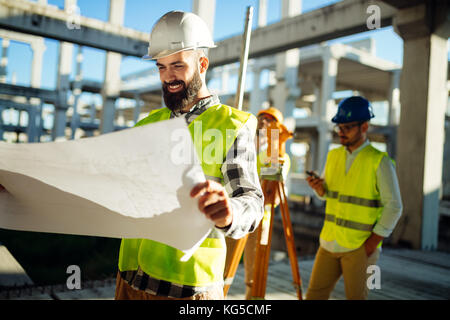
[{"xmin": 2, "ymin": 0, "xmax": 404, "ymax": 91}]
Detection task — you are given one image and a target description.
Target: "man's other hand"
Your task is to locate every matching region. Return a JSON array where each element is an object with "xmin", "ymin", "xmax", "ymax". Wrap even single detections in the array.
[
  {"xmin": 190, "ymin": 180, "xmax": 233, "ymax": 229},
  {"xmin": 364, "ymin": 233, "xmax": 383, "ymax": 257}
]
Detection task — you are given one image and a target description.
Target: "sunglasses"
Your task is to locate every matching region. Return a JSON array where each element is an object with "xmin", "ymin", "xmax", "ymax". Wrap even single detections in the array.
[{"xmin": 333, "ymin": 122, "xmax": 363, "ymax": 134}]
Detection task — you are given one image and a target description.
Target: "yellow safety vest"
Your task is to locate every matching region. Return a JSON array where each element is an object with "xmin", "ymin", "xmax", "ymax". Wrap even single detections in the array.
[
  {"xmin": 320, "ymin": 144, "xmax": 388, "ymax": 249},
  {"xmin": 118, "ymin": 104, "xmax": 255, "ymax": 287}
]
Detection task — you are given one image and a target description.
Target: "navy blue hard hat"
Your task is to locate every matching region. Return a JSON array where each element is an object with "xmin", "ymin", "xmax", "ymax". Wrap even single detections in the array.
[{"xmin": 331, "ymin": 96, "xmax": 375, "ymax": 123}]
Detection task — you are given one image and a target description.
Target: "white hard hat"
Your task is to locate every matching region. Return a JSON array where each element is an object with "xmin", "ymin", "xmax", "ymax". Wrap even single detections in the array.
[{"xmin": 143, "ymin": 11, "xmax": 216, "ymax": 60}]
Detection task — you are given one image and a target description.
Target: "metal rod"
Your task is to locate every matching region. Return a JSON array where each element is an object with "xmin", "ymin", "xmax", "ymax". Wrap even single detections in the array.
[{"xmin": 234, "ymin": 6, "xmax": 253, "ymax": 111}]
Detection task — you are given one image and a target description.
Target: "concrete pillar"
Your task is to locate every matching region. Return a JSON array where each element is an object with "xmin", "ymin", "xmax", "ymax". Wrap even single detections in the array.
[
  {"xmin": 28, "ymin": 38, "xmax": 46, "ymax": 142},
  {"xmin": 386, "ymin": 69, "xmax": 401, "ymax": 160},
  {"xmin": 53, "ymin": 40, "xmax": 73, "ymax": 140},
  {"xmin": 0, "ymin": 105, "xmax": 3, "ymax": 141},
  {"xmin": 89, "ymin": 103, "xmax": 96, "ymax": 122},
  {"xmin": 35, "ymin": 102, "xmax": 44, "ymax": 142},
  {"xmin": 319, "ymin": 46, "xmax": 339, "ymax": 123},
  {"xmin": 133, "ymin": 92, "xmax": 142, "ymax": 123},
  {"xmin": 391, "ymin": 3, "xmax": 449, "ymax": 250},
  {"xmin": 251, "ymin": 0, "xmax": 269, "ymax": 112},
  {"xmin": 272, "ymin": 0, "xmax": 302, "ymax": 118},
  {"xmin": 192, "ymin": 0, "xmax": 216, "ymax": 36},
  {"xmin": 100, "ymin": 0, "xmax": 125, "ymax": 134},
  {"xmin": 316, "ymin": 125, "xmax": 332, "ymax": 173},
  {"xmin": 315, "ymin": 45, "xmax": 339, "ymax": 171},
  {"xmin": 271, "ymin": 0, "xmax": 302, "ymax": 116},
  {"xmin": 443, "ymin": 118, "xmax": 450, "ymax": 198},
  {"xmin": 70, "ymin": 45, "xmax": 83, "ymax": 139},
  {"xmin": 388, "ymin": 69, "xmax": 401, "ymax": 126},
  {"xmin": 220, "ymin": 65, "xmax": 230, "ymax": 95},
  {"xmin": 311, "ymin": 83, "xmax": 320, "ymax": 116},
  {"xmin": 271, "ymin": 0, "xmax": 302, "ymax": 183},
  {"xmin": 26, "ymin": 99, "xmax": 37, "ymax": 143},
  {"xmin": 249, "ymin": 67, "xmax": 264, "ymax": 115},
  {"xmin": 52, "ymin": 0, "xmax": 76, "ymax": 141},
  {"xmin": 30, "ymin": 39, "xmax": 46, "ymax": 89},
  {"xmin": 257, "ymin": 0, "xmax": 268, "ymax": 27},
  {"xmin": 0, "ymin": 38, "xmax": 9, "ymax": 83}
]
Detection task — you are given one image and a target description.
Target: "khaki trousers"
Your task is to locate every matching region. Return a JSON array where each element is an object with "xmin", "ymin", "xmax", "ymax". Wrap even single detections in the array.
[
  {"xmin": 224, "ymin": 231, "xmax": 259, "ymax": 300},
  {"xmin": 305, "ymin": 245, "xmax": 380, "ymax": 300},
  {"xmin": 114, "ymin": 272, "xmax": 224, "ymax": 300}
]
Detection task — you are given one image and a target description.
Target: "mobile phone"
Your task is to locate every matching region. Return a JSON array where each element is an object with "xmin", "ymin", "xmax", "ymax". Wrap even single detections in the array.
[{"xmin": 306, "ymin": 170, "xmax": 320, "ymax": 179}]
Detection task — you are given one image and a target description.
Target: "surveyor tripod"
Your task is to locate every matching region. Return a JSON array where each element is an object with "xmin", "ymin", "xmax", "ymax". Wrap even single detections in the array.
[{"xmin": 223, "ymin": 166, "xmax": 303, "ymax": 300}]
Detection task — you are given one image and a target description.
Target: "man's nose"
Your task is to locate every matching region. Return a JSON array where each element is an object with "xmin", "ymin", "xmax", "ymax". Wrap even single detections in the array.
[{"xmin": 162, "ymin": 69, "xmax": 177, "ymax": 83}]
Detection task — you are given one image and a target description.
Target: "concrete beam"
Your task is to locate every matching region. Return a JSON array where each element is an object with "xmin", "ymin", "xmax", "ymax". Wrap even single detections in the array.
[
  {"xmin": 381, "ymin": 0, "xmax": 433, "ymax": 10},
  {"xmin": 0, "ymin": 0, "xmax": 397, "ymax": 69},
  {"xmin": 0, "ymin": 98, "xmax": 37, "ymax": 111},
  {"xmin": 0, "ymin": 29, "xmax": 43, "ymax": 45},
  {"xmin": 209, "ymin": 0, "xmax": 397, "ymax": 67},
  {"xmin": 0, "ymin": 83, "xmax": 58, "ymax": 103},
  {"xmin": 0, "ymin": 0, "xmax": 148, "ymax": 57}
]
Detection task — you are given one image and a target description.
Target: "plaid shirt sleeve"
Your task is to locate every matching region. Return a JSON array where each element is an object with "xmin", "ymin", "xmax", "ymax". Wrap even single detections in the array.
[{"xmin": 218, "ymin": 120, "xmax": 264, "ymax": 239}]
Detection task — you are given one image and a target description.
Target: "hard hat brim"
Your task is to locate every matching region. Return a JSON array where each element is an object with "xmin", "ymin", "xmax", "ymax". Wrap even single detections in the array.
[
  {"xmin": 331, "ymin": 114, "xmax": 374, "ymax": 123},
  {"xmin": 142, "ymin": 45, "xmax": 217, "ymax": 61},
  {"xmin": 257, "ymin": 109, "xmax": 283, "ymax": 124}
]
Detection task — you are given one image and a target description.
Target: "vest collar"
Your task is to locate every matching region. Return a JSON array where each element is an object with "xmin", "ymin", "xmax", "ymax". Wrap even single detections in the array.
[
  {"xmin": 346, "ymin": 139, "xmax": 370, "ymax": 156},
  {"xmin": 170, "ymin": 94, "xmax": 220, "ymax": 118}
]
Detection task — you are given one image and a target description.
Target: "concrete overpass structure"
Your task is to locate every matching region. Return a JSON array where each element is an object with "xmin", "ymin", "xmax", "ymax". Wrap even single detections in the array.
[{"xmin": 0, "ymin": 0, "xmax": 448, "ymax": 253}]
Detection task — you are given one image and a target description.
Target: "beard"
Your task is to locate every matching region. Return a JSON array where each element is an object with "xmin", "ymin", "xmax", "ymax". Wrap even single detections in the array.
[
  {"xmin": 162, "ymin": 70, "xmax": 203, "ymax": 113},
  {"xmin": 339, "ymin": 130, "xmax": 362, "ymax": 148}
]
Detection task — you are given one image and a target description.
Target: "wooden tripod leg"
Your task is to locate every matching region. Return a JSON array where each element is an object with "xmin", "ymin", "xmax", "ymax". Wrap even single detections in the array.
[
  {"xmin": 250, "ymin": 196, "xmax": 276, "ymax": 299},
  {"xmin": 223, "ymin": 235, "xmax": 249, "ymax": 297},
  {"xmin": 277, "ymin": 182, "xmax": 303, "ymax": 300}
]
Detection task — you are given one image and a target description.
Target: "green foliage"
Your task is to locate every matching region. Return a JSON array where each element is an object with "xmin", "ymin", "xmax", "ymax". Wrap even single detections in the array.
[{"xmin": 0, "ymin": 229, "xmax": 121, "ymax": 286}]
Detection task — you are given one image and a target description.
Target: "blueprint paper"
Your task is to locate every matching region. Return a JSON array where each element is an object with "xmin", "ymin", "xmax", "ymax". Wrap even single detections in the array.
[{"xmin": 0, "ymin": 117, "xmax": 213, "ymax": 260}]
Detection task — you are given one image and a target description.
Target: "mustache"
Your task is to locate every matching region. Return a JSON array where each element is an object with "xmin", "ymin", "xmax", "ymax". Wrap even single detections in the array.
[{"xmin": 163, "ymin": 80, "xmax": 186, "ymax": 89}]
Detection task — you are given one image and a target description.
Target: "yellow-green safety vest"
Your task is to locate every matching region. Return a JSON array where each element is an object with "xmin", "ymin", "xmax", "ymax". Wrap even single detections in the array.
[
  {"xmin": 118, "ymin": 104, "xmax": 256, "ymax": 287},
  {"xmin": 320, "ymin": 144, "xmax": 389, "ymax": 249}
]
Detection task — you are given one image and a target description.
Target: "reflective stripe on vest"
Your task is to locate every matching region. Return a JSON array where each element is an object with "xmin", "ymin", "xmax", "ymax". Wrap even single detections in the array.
[
  {"xmin": 320, "ymin": 144, "xmax": 388, "ymax": 249},
  {"xmin": 118, "ymin": 104, "xmax": 256, "ymax": 286},
  {"xmin": 324, "ymin": 214, "xmax": 374, "ymax": 232},
  {"xmin": 326, "ymin": 190, "xmax": 383, "ymax": 208}
]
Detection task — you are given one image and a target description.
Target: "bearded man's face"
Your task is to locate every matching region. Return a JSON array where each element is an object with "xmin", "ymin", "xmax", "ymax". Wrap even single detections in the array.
[
  {"xmin": 162, "ymin": 69, "xmax": 202, "ymax": 113},
  {"xmin": 156, "ymin": 51, "xmax": 204, "ymax": 113}
]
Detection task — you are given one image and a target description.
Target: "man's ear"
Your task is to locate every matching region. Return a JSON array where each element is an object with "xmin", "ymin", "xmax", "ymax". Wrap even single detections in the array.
[
  {"xmin": 199, "ymin": 56, "xmax": 209, "ymax": 74},
  {"xmin": 361, "ymin": 121, "xmax": 369, "ymax": 133}
]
